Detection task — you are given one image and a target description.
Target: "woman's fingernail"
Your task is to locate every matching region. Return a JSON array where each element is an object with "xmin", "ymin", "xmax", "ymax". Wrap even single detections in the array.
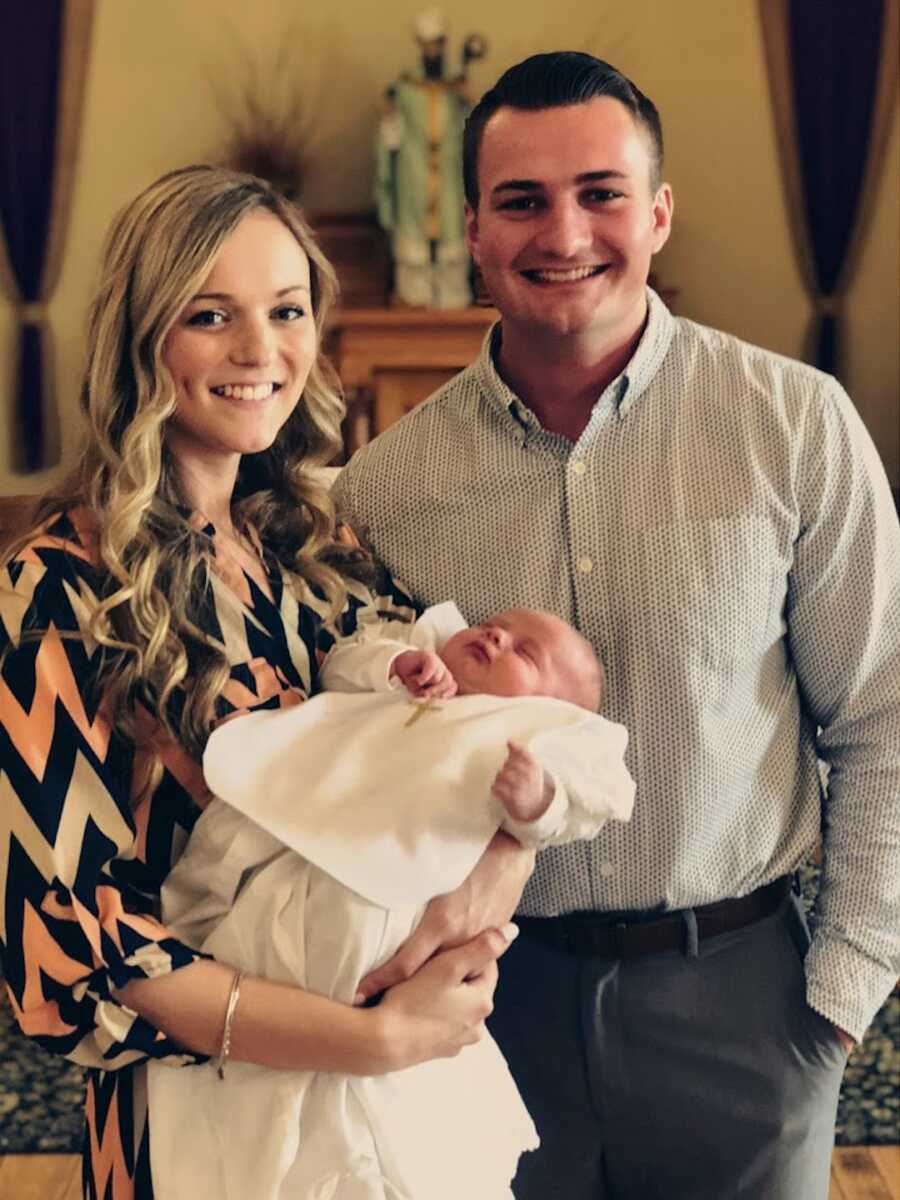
[
  {"xmin": 353, "ymin": 992, "xmax": 365, "ymax": 1006},
  {"xmin": 501, "ymin": 922, "xmax": 520, "ymax": 942}
]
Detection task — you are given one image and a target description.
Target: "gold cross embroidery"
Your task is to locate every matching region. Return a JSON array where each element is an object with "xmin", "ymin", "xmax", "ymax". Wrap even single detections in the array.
[{"xmin": 404, "ymin": 697, "xmax": 443, "ymax": 727}]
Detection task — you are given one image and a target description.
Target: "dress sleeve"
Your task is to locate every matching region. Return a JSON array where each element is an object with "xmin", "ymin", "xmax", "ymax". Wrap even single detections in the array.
[
  {"xmin": 319, "ymin": 636, "xmax": 411, "ymax": 693},
  {"xmin": 502, "ymin": 714, "xmax": 636, "ymax": 849},
  {"xmin": 320, "ymin": 599, "xmax": 467, "ymax": 693},
  {"xmin": 0, "ymin": 535, "xmax": 209, "ymax": 1070}
]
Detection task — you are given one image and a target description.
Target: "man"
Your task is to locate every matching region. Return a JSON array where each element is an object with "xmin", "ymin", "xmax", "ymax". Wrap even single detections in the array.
[{"xmin": 336, "ymin": 52, "xmax": 900, "ymax": 1200}]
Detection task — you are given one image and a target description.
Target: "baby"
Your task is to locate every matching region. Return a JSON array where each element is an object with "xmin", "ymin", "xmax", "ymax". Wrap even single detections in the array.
[
  {"xmin": 322, "ymin": 601, "xmax": 607, "ymax": 842},
  {"xmin": 148, "ymin": 602, "xmax": 633, "ymax": 1200}
]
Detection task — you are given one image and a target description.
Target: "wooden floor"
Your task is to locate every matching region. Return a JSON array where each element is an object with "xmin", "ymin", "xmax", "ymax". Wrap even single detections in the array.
[
  {"xmin": 0, "ymin": 1146, "xmax": 897, "ymax": 1199},
  {"xmin": 830, "ymin": 1148, "xmax": 900, "ymax": 1200}
]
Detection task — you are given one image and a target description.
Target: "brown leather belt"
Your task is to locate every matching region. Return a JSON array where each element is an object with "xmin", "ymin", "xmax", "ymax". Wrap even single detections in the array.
[{"xmin": 516, "ymin": 875, "xmax": 792, "ymax": 959}]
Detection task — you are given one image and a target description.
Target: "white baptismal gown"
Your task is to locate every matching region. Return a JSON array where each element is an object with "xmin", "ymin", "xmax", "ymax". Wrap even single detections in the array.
[{"xmin": 147, "ymin": 615, "xmax": 635, "ymax": 1199}]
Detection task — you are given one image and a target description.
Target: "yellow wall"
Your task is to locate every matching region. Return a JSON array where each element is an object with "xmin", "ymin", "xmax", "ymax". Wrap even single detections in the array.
[{"xmin": 1, "ymin": 0, "xmax": 897, "ymax": 492}]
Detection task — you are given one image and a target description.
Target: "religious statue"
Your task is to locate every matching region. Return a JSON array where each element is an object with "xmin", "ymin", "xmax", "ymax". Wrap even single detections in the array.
[{"xmin": 375, "ymin": 9, "xmax": 487, "ymax": 309}]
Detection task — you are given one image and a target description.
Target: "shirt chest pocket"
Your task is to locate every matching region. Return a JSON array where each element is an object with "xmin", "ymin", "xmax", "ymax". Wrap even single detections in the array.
[{"xmin": 635, "ymin": 515, "xmax": 786, "ymax": 671}]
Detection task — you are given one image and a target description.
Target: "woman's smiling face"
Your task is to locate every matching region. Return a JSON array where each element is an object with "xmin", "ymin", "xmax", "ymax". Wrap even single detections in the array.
[{"xmin": 163, "ymin": 208, "xmax": 317, "ymax": 476}]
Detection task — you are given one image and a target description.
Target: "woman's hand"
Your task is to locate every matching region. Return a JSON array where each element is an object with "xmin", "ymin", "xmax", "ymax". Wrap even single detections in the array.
[
  {"xmin": 355, "ymin": 830, "xmax": 535, "ymax": 1002},
  {"xmin": 370, "ymin": 925, "xmax": 518, "ymax": 1073}
]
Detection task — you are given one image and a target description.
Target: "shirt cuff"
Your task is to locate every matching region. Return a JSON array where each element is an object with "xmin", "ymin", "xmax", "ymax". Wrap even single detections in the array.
[{"xmin": 804, "ymin": 931, "xmax": 899, "ymax": 1043}]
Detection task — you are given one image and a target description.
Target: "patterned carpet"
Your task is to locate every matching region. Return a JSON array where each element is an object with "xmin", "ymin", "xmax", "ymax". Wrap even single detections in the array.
[
  {"xmin": 0, "ymin": 996, "xmax": 85, "ymax": 1153},
  {"xmin": 1, "ymin": 869, "xmax": 897, "ymax": 1153}
]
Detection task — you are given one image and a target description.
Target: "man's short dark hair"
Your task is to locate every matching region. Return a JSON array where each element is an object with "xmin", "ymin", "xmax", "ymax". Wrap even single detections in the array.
[{"xmin": 462, "ymin": 51, "xmax": 664, "ymax": 207}]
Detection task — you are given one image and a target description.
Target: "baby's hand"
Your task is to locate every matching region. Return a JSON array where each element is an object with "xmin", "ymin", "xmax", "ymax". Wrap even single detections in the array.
[
  {"xmin": 391, "ymin": 649, "xmax": 459, "ymax": 698},
  {"xmin": 491, "ymin": 741, "xmax": 554, "ymax": 823}
]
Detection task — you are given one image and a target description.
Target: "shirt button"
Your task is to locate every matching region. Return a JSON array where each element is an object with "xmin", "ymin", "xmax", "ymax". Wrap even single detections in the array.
[
  {"xmin": 571, "ymin": 460, "xmax": 587, "ymax": 476},
  {"xmin": 577, "ymin": 556, "xmax": 593, "ymax": 574},
  {"xmin": 599, "ymin": 862, "xmax": 616, "ymax": 878}
]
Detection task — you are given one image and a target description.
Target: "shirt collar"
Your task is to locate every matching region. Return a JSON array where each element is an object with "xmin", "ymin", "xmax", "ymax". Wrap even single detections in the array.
[
  {"xmin": 616, "ymin": 287, "xmax": 676, "ymax": 418},
  {"xmin": 472, "ymin": 323, "xmax": 533, "ymax": 441},
  {"xmin": 472, "ymin": 287, "xmax": 676, "ymax": 433}
]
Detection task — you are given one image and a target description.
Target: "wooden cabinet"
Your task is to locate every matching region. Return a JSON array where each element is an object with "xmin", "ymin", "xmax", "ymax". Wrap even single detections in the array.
[{"xmin": 328, "ymin": 306, "xmax": 498, "ymax": 456}]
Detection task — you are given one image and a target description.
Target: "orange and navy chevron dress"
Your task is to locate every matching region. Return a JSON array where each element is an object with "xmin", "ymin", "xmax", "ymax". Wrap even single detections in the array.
[{"xmin": 0, "ymin": 507, "xmax": 404, "ymax": 1199}]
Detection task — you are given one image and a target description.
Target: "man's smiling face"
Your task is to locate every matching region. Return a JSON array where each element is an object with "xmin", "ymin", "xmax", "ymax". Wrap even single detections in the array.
[{"xmin": 465, "ymin": 97, "xmax": 672, "ymax": 352}]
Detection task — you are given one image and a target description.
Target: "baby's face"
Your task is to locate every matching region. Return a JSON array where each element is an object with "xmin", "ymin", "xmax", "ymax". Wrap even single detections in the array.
[{"xmin": 440, "ymin": 609, "xmax": 590, "ymax": 705}]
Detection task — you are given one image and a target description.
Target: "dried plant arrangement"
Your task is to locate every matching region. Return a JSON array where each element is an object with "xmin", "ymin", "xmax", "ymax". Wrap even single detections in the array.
[{"xmin": 214, "ymin": 40, "xmax": 314, "ymax": 200}]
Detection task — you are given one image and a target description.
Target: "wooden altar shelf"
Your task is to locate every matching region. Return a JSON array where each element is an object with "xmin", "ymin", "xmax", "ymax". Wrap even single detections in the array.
[{"xmin": 328, "ymin": 305, "xmax": 498, "ymax": 457}]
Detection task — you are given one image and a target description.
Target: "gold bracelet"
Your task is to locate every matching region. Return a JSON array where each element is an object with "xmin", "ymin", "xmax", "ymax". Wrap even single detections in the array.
[{"xmin": 216, "ymin": 969, "xmax": 244, "ymax": 1081}]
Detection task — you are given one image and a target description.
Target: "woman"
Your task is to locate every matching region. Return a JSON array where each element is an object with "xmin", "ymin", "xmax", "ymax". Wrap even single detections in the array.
[{"xmin": 0, "ymin": 166, "xmax": 523, "ymax": 1199}]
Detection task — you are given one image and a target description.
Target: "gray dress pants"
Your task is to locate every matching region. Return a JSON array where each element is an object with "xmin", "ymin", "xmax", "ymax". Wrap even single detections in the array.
[{"xmin": 488, "ymin": 892, "xmax": 848, "ymax": 1200}]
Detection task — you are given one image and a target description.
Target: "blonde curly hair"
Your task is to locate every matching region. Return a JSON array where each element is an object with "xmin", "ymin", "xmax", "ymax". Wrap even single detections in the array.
[{"xmin": 7, "ymin": 165, "xmax": 363, "ymax": 775}]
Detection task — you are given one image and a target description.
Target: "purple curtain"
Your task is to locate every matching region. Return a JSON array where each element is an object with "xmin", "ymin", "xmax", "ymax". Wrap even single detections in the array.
[
  {"xmin": 0, "ymin": 3, "xmax": 65, "ymax": 470},
  {"xmin": 760, "ymin": 0, "xmax": 897, "ymax": 380},
  {"xmin": 787, "ymin": 0, "xmax": 885, "ymax": 375}
]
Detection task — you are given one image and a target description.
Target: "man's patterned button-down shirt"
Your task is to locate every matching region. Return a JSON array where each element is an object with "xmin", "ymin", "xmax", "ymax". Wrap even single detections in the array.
[{"xmin": 335, "ymin": 289, "xmax": 900, "ymax": 1041}]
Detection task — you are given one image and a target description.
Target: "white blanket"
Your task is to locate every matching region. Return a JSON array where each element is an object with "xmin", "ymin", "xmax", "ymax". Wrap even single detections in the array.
[{"xmin": 203, "ymin": 690, "xmax": 634, "ymax": 908}]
